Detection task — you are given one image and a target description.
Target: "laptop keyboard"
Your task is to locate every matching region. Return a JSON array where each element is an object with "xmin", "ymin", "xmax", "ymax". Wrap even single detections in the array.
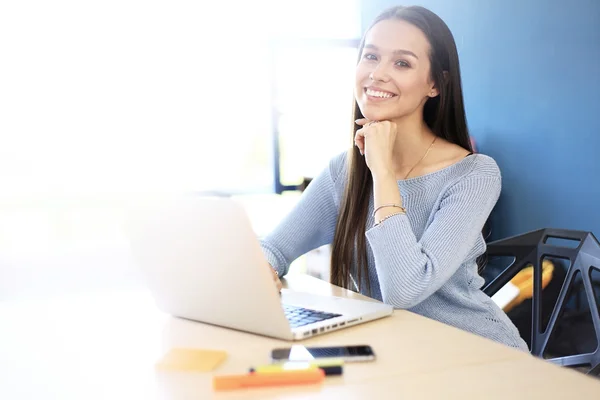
[{"xmin": 283, "ymin": 305, "xmax": 342, "ymax": 328}]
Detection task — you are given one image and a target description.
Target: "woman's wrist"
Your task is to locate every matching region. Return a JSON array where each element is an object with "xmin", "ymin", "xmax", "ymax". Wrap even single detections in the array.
[
  {"xmin": 371, "ymin": 167, "xmax": 395, "ymax": 183},
  {"xmin": 372, "ymin": 171, "xmax": 404, "ymax": 224}
]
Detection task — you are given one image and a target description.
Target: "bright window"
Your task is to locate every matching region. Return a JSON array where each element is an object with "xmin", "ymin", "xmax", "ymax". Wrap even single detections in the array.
[
  {"xmin": 0, "ymin": 1, "xmax": 362, "ymax": 298},
  {"xmin": 274, "ymin": 45, "xmax": 358, "ymax": 187}
]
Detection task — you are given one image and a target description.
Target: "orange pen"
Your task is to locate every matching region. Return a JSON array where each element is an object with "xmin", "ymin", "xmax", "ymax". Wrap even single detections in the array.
[{"xmin": 213, "ymin": 369, "xmax": 325, "ymax": 391}]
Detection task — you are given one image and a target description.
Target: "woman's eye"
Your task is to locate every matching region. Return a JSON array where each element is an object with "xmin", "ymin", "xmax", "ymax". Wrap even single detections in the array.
[
  {"xmin": 395, "ymin": 60, "xmax": 410, "ymax": 68},
  {"xmin": 363, "ymin": 53, "xmax": 377, "ymax": 61}
]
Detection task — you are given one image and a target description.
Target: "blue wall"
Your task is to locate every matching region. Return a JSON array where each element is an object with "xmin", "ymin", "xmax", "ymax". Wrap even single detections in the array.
[{"xmin": 361, "ymin": 0, "xmax": 600, "ymax": 239}]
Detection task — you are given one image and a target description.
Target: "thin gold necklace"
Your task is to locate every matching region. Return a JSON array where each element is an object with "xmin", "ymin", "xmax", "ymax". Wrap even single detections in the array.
[{"xmin": 402, "ymin": 136, "xmax": 438, "ymax": 180}]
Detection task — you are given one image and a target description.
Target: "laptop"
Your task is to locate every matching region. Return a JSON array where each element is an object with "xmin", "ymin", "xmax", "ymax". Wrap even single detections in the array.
[{"xmin": 126, "ymin": 195, "xmax": 393, "ymax": 341}]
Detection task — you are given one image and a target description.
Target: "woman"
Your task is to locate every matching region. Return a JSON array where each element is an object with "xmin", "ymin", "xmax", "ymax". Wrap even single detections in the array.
[{"xmin": 260, "ymin": 6, "xmax": 528, "ymax": 350}]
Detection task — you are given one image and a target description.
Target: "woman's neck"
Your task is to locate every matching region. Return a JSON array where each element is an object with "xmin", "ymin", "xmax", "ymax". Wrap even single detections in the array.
[{"xmin": 389, "ymin": 113, "xmax": 437, "ymax": 176}]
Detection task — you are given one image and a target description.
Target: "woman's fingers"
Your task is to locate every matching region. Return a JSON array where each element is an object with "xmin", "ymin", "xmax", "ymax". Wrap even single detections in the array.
[
  {"xmin": 269, "ymin": 266, "xmax": 282, "ymax": 291},
  {"xmin": 355, "ymin": 119, "xmax": 381, "ymax": 155},
  {"xmin": 354, "ymin": 128, "xmax": 366, "ymax": 155}
]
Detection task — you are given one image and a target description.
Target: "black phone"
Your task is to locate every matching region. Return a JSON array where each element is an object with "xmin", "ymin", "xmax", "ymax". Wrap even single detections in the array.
[{"xmin": 271, "ymin": 345, "xmax": 375, "ymax": 363}]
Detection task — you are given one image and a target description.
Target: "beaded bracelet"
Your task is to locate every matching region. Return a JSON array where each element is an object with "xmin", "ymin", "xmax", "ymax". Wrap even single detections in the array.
[
  {"xmin": 373, "ymin": 203, "xmax": 407, "ymax": 217},
  {"xmin": 375, "ymin": 211, "xmax": 405, "ymax": 226}
]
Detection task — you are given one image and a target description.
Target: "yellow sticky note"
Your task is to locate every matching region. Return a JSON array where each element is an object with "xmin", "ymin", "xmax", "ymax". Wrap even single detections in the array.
[{"xmin": 156, "ymin": 348, "xmax": 227, "ymax": 372}]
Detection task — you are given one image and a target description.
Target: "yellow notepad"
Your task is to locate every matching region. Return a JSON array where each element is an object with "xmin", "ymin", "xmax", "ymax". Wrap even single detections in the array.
[{"xmin": 156, "ymin": 348, "xmax": 228, "ymax": 372}]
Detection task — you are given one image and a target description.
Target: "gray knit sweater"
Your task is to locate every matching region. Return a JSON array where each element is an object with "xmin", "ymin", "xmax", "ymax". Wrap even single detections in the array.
[{"xmin": 260, "ymin": 151, "xmax": 528, "ymax": 350}]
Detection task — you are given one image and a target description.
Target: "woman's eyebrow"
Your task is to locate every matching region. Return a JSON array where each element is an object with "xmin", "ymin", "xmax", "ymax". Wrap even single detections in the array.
[{"xmin": 364, "ymin": 44, "xmax": 419, "ymax": 59}]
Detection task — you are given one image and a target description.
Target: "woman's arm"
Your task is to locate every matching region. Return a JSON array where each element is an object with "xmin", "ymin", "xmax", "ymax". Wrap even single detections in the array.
[
  {"xmin": 366, "ymin": 171, "xmax": 501, "ymax": 309},
  {"xmin": 372, "ymin": 170, "xmax": 404, "ymax": 223},
  {"xmin": 259, "ymin": 152, "xmax": 346, "ymax": 277}
]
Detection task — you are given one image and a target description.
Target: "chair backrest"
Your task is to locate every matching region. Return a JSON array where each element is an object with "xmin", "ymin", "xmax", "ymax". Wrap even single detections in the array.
[{"xmin": 483, "ymin": 228, "xmax": 600, "ymax": 375}]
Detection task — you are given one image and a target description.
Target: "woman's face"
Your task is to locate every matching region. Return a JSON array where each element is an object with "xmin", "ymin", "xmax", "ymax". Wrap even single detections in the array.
[{"xmin": 355, "ymin": 19, "xmax": 438, "ymax": 122}]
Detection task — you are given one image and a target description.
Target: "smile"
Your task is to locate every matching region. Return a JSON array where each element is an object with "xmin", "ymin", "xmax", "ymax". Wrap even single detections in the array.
[{"xmin": 364, "ymin": 88, "xmax": 397, "ymax": 99}]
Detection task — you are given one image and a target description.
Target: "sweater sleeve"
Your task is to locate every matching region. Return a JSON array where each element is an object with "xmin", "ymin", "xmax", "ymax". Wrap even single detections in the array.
[
  {"xmin": 259, "ymin": 152, "xmax": 346, "ymax": 277},
  {"xmin": 365, "ymin": 171, "xmax": 501, "ymax": 309}
]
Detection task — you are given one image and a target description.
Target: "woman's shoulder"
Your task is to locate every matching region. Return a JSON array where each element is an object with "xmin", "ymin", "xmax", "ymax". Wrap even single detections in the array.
[
  {"xmin": 327, "ymin": 149, "xmax": 352, "ymax": 184},
  {"xmin": 465, "ymin": 153, "xmax": 501, "ymax": 180},
  {"xmin": 434, "ymin": 138, "xmax": 500, "ymax": 178},
  {"xmin": 429, "ymin": 154, "xmax": 501, "ymax": 202}
]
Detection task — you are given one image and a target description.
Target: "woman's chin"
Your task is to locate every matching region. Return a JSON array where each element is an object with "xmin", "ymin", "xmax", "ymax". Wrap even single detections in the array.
[
  {"xmin": 361, "ymin": 111, "xmax": 392, "ymax": 122},
  {"xmin": 357, "ymin": 104, "xmax": 394, "ymax": 122}
]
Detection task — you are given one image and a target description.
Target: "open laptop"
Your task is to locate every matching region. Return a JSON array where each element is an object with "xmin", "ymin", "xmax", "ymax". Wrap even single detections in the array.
[{"xmin": 126, "ymin": 195, "xmax": 393, "ymax": 341}]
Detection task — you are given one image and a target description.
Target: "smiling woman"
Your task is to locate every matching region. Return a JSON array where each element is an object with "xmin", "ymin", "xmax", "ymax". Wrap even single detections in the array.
[{"xmin": 259, "ymin": 6, "xmax": 529, "ymax": 351}]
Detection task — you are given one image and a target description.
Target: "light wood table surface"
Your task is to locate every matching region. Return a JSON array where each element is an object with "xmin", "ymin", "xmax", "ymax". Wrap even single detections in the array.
[{"xmin": 0, "ymin": 273, "xmax": 598, "ymax": 399}]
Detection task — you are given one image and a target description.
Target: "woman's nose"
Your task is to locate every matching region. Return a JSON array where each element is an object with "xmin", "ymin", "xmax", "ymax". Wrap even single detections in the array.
[{"xmin": 369, "ymin": 62, "xmax": 391, "ymax": 82}]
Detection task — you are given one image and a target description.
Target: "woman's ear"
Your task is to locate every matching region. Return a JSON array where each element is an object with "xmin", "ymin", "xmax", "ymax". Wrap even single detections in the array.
[{"xmin": 428, "ymin": 71, "xmax": 448, "ymax": 98}]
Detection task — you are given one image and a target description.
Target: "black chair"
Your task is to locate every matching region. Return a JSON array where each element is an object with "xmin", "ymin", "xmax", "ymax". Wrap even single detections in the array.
[{"xmin": 483, "ymin": 228, "xmax": 600, "ymax": 375}]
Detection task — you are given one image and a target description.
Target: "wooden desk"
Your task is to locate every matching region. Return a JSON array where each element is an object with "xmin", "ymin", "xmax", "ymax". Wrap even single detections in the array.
[{"xmin": 0, "ymin": 274, "xmax": 598, "ymax": 399}]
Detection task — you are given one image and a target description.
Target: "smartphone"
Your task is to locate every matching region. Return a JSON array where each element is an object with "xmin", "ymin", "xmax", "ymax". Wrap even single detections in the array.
[{"xmin": 271, "ymin": 345, "xmax": 375, "ymax": 363}]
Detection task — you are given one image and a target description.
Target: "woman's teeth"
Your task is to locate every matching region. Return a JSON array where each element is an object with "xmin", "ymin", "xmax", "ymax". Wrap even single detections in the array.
[{"xmin": 365, "ymin": 88, "xmax": 395, "ymax": 98}]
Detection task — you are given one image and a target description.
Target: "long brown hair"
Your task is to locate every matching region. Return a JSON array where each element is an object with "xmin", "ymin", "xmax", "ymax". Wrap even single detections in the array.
[{"xmin": 330, "ymin": 6, "xmax": 474, "ymax": 292}]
